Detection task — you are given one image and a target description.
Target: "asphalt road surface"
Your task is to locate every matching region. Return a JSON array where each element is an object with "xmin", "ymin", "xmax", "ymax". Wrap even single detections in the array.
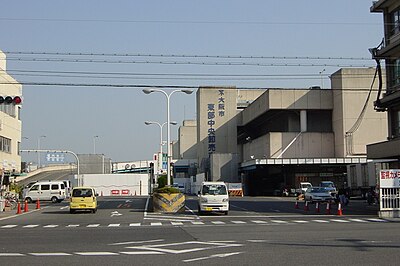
[{"xmin": 0, "ymin": 196, "xmax": 398, "ymax": 266}]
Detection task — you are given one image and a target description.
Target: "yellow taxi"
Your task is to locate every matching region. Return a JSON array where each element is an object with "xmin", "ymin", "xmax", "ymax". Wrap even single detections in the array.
[{"xmin": 69, "ymin": 187, "xmax": 98, "ymax": 214}]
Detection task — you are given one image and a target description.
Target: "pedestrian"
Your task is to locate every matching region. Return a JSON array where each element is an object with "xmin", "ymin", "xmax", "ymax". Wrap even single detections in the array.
[
  {"xmin": 338, "ymin": 188, "xmax": 347, "ymax": 206},
  {"xmin": 367, "ymin": 189, "xmax": 374, "ymax": 205}
]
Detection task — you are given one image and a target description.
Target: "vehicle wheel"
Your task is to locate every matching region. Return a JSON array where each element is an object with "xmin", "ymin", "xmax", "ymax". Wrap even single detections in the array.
[
  {"xmin": 51, "ymin": 197, "xmax": 58, "ymax": 203},
  {"xmin": 198, "ymin": 206, "xmax": 202, "ymax": 215},
  {"xmin": 224, "ymin": 211, "xmax": 228, "ymax": 215},
  {"xmin": 25, "ymin": 197, "xmax": 32, "ymax": 203},
  {"xmin": 70, "ymin": 209, "xmax": 75, "ymax": 214},
  {"xmin": 92, "ymin": 208, "xmax": 97, "ymax": 214}
]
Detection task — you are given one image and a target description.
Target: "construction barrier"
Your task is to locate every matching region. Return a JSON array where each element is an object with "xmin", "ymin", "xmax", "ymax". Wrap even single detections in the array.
[
  {"xmin": 228, "ymin": 190, "xmax": 243, "ymax": 197},
  {"xmin": 23, "ymin": 200, "xmax": 28, "ymax": 212},
  {"xmin": 16, "ymin": 202, "xmax": 22, "ymax": 214},
  {"xmin": 337, "ymin": 202, "xmax": 343, "ymax": 216},
  {"xmin": 36, "ymin": 199, "xmax": 41, "ymax": 210}
]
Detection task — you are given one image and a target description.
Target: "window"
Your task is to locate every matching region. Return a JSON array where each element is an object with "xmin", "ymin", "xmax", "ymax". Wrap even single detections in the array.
[
  {"xmin": 30, "ymin": 185, "xmax": 39, "ymax": 191},
  {"xmin": 393, "ymin": 59, "xmax": 400, "ymax": 86},
  {"xmin": 41, "ymin": 185, "xmax": 50, "ymax": 191},
  {"xmin": 51, "ymin": 184, "xmax": 59, "ymax": 190},
  {"xmin": 0, "ymin": 136, "xmax": 11, "ymax": 153},
  {"xmin": 390, "ymin": 8, "xmax": 400, "ymax": 36},
  {"xmin": 390, "ymin": 107, "xmax": 400, "ymax": 138}
]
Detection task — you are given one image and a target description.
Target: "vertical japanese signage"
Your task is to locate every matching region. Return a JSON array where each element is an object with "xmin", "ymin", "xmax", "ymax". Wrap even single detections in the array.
[{"xmin": 207, "ymin": 90, "xmax": 225, "ymax": 154}]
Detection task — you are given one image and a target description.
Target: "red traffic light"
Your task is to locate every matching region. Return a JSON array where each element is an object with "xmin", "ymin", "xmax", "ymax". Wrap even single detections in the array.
[{"xmin": 0, "ymin": 96, "xmax": 22, "ymax": 105}]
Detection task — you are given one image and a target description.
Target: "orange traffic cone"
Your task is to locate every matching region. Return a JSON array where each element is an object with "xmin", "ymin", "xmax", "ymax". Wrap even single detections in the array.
[
  {"xmin": 326, "ymin": 202, "xmax": 331, "ymax": 215},
  {"xmin": 36, "ymin": 199, "xmax": 41, "ymax": 210},
  {"xmin": 315, "ymin": 202, "xmax": 320, "ymax": 213},
  {"xmin": 295, "ymin": 200, "xmax": 299, "ymax": 209},
  {"xmin": 337, "ymin": 202, "xmax": 343, "ymax": 216},
  {"xmin": 304, "ymin": 201, "xmax": 309, "ymax": 211},
  {"xmin": 24, "ymin": 200, "xmax": 29, "ymax": 212},
  {"xmin": 16, "ymin": 202, "xmax": 22, "ymax": 214}
]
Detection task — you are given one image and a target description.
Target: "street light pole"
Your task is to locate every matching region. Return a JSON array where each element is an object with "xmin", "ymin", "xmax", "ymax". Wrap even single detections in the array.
[
  {"xmin": 37, "ymin": 135, "xmax": 46, "ymax": 168},
  {"xmin": 143, "ymin": 88, "xmax": 193, "ymax": 186},
  {"xmin": 93, "ymin": 135, "xmax": 99, "ymax": 154}
]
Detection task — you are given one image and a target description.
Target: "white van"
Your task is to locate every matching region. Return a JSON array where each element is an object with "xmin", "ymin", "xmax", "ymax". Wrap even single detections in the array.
[
  {"xmin": 23, "ymin": 181, "xmax": 66, "ymax": 203},
  {"xmin": 198, "ymin": 182, "xmax": 229, "ymax": 215}
]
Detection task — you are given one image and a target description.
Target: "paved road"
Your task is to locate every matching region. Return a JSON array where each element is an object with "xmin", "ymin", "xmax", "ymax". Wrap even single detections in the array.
[{"xmin": 0, "ymin": 196, "xmax": 397, "ymax": 266}]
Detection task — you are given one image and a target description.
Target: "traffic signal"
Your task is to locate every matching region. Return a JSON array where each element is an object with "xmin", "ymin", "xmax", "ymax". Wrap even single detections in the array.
[
  {"xmin": 0, "ymin": 96, "xmax": 22, "ymax": 105},
  {"xmin": 149, "ymin": 162, "xmax": 154, "ymax": 175}
]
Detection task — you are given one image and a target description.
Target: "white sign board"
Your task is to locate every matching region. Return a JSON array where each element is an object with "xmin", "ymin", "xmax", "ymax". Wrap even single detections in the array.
[{"xmin": 380, "ymin": 169, "xmax": 400, "ymax": 188}]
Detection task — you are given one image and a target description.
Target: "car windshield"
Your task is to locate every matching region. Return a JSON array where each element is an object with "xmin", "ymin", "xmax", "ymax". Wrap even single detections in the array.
[
  {"xmin": 202, "ymin": 185, "xmax": 227, "ymax": 195},
  {"xmin": 321, "ymin": 183, "xmax": 334, "ymax": 188},
  {"xmin": 72, "ymin": 189, "xmax": 93, "ymax": 197},
  {"xmin": 310, "ymin": 188, "xmax": 327, "ymax": 193}
]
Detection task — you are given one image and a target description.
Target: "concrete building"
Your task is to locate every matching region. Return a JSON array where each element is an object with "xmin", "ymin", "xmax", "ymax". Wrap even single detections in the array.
[
  {"xmin": 0, "ymin": 50, "xmax": 22, "ymax": 188},
  {"xmin": 177, "ymin": 68, "xmax": 387, "ymax": 195}
]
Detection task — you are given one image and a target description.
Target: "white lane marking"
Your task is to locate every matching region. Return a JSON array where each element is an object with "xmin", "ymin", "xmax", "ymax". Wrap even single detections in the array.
[
  {"xmin": 330, "ymin": 219, "xmax": 350, "ymax": 223},
  {"xmin": 87, "ymin": 224, "xmax": 100, "ymax": 227},
  {"xmin": 1, "ymin": 225, "xmax": 18, "ymax": 228},
  {"xmin": 43, "ymin": 225, "xmax": 59, "ymax": 228},
  {"xmin": 251, "ymin": 220, "xmax": 268, "ymax": 224},
  {"xmin": 183, "ymin": 252, "xmax": 243, "ymax": 262},
  {"xmin": 270, "ymin": 220, "xmax": 288, "ymax": 224},
  {"xmin": 348, "ymin": 219, "xmax": 367, "ymax": 223},
  {"xmin": 292, "ymin": 220, "xmax": 309, "ymax": 223},
  {"xmin": 67, "ymin": 224, "xmax": 80, "ymax": 227},
  {"xmin": 111, "ymin": 211, "xmax": 122, "ymax": 217},
  {"xmin": 129, "ymin": 223, "xmax": 141, "ymax": 227},
  {"xmin": 367, "ymin": 218, "xmax": 387, "ymax": 222},
  {"xmin": 75, "ymin": 252, "xmax": 119, "ymax": 256},
  {"xmin": 120, "ymin": 251, "xmax": 164, "ymax": 255},
  {"xmin": 171, "ymin": 222, "xmax": 184, "ymax": 226},
  {"xmin": 144, "ymin": 217, "xmax": 197, "ymax": 222},
  {"xmin": 0, "ymin": 253, "xmax": 25, "ymax": 256},
  {"xmin": 211, "ymin": 221, "xmax": 225, "ymax": 225},
  {"xmin": 23, "ymin": 225, "xmax": 39, "ymax": 228},
  {"xmin": 191, "ymin": 221, "xmax": 205, "ymax": 225},
  {"xmin": 247, "ymin": 240, "xmax": 269, "ymax": 243},
  {"xmin": 108, "ymin": 224, "xmax": 120, "ymax": 227},
  {"xmin": 60, "ymin": 206, "xmax": 69, "ymax": 210},
  {"xmin": 29, "ymin": 253, "xmax": 71, "ymax": 256},
  {"xmin": 150, "ymin": 222, "xmax": 162, "ymax": 226},
  {"xmin": 110, "ymin": 239, "xmax": 164, "ymax": 246},
  {"xmin": 312, "ymin": 220, "xmax": 330, "ymax": 223},
  {"xmin": 231, "ymin": 221, "xmax": 247, "ymax": 224}
]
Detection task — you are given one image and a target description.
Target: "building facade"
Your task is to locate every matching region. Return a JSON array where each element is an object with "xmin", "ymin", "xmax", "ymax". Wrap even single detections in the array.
[
  {"xmin": 367, "ymin": 0, "xmax": 400, "ymax": 168},
  {"xmin": 0, "ymin": 50, "xmax": 23, "ymax": 188}
]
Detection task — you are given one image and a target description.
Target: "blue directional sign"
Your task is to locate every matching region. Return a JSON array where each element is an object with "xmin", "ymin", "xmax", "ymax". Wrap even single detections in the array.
[{"xmin": 46, "ymin": 153, "xmax": 65, "ymax": 163}]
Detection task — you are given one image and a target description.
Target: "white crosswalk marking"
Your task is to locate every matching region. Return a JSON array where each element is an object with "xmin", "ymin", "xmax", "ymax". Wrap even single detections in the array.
[
  {"xmin": 108, "ymin": 224, "xmax": 120, "ymax": 227},
  {"xmin": 0, "ymin": 253, "xmax": 25, "ymax": 256},
  {"xmin": 171, "ymin": 222, "xmax": 184, "ymax": 226},
  {"xmin": 150, "ymin": 222, "xmax": 162, "ymax": 226},
  {"xmin": 23, "ymin": 225, "xmax": 39, "ymax": 228},
  {"xmin": 312, "ymin": 220, "xmax": 330, "ymax": 223},
  {"xmin": 330, "ymin": 219, "xmax": 350, "ymax": 223},
  {"xmin": 43, "ymin": 225, "xmax": 59, "ymax": 228},
  {"xmin": 75, "ymin": 252, "xmax": 118, "ymax": 256},
  {"xmin": 29, "ymin": 253, "xmax": 71, "ymax": 256},
  {"xmin": 348, "ymin": 219, "xmax": 367, "ymax": 223},
  {"xmin": 270, "ymin": 220, "xmax": 288, "ymax": 224},
  {"xmin": 231, "ymin": 221, "xmax": 247, "ymax": 224},
  {"xmin": 367, "ymin": 218, "xmax": 387, "ymax": 222},
  {"xmin": 251, "ymin": 220, "xmax": 268, "ymax": 224},
  {"xmin": 292, "ymin": 220, "xmax": 309, "ymax": 223},
  {"xmin": 191, "ymin": 221, "xmax": 205, "ymax": 225},
  {"xmin": 1, "ymin": 225, "xmax": 18, "ymax": 228},
  {"xmin": 67, "ymin": 224, "xmax": 80, "ymax": 227},
  {"xmin": 87, "ymin": 224, "xmax": 100, "ymax": 227},
  {"xmin": 129, "ymin": 223, "xmax": 141, "ymax": 227},
  {"xmin": 211, "ymin": 221, "xmax": 225, "ymax": 225}
]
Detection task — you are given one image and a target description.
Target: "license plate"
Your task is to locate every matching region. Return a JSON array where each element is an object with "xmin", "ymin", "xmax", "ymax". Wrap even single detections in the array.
[
  {"xmin": 79, "ymin": 204, "xmax": 86, "ymax": 208},
  {"xmin": 205, "ymin": 207, "xmax": 213, "ymax": 211}
]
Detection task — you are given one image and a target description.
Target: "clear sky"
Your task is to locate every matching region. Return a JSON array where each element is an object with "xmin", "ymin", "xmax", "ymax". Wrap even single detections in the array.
[{"xmin": 0, "ymin": 0, "xmax": 383, "ymax": 163}]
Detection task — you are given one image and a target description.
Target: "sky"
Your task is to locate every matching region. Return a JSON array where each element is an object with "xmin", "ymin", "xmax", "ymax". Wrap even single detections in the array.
[{"xmin": 0, "ymin": 0, "xmax": 384, "ymax": 163}]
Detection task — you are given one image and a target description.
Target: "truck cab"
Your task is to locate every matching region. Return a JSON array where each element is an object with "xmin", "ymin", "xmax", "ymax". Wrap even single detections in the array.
[{"xmin": 320, "ymin": 181, "xmax": 337, "ymax": 197}]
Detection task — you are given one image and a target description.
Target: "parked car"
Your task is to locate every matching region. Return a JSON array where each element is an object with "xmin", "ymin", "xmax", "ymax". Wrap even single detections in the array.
[
  {"xmin": 296, "ymin": 182, "xmax": 313, "ymax": 195},
  {"xmin": 304, "ymin": 187, "xmax": 334, "ymax": 203},
  {"xmin": 198, "ymin": 182, "xmax": 229, "ymax": 215},
  {"xmin": 69, "ymin": 187, "xmax": 98, "ymax": 214},
  {"xmin": 319, "ymin": 181, "xmax": 338, "ymax": 198}
]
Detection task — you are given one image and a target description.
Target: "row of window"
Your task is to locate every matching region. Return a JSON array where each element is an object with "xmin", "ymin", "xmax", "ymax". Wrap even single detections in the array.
[{"xmin": 30, "ymin": 183, "xmax": 65, "ymax": 191}]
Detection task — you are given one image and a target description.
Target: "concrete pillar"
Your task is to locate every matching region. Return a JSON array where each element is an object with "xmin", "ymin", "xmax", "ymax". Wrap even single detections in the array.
[{"xmin": 300, "ymin": 110, "xmax": 307, "ymax": 132}]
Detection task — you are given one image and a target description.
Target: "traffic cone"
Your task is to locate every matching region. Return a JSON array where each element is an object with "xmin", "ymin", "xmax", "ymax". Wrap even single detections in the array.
[
  {"xmin": 326, "ymin": 202, "xmax": 331, "ymax": 215},
  {"xmin": 295, "ymin": 200, "xmax": 299, "ymax": 209},
  {"xmin": 315, "ymin": 202, "xmax": 320, "ymax": 213},
  {"xmin": 337, "ymin": 202, "xmax": 343, "ymax": 216},
  {"xmin": 16, "ymin": 202, "xmax": 22, "ymax": 214},
  {"xmin": 304, "ymin": 201, "xmax": 309, "ymax": 211},
  {"xmin": 36, "ymin": 199, "xmax": 41, "ymax": 210},
  {"xmin": 23, "ymin": 200, "xmax": 29, "ymax": 212}
]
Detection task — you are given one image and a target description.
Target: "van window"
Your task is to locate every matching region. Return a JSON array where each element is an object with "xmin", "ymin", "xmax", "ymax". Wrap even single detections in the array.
[
  {"xmin": 41, "ymin": 184, "xmax": 50, "ymax": 191},
  {"xmin": 202, "ymin": 185, "xmax": 227, "ymax": 195},
  {"xmin": 30, "ymin": 185, "xmax": 39, "ymax": 191},
  {"xmin": 60, "ymin": 184, "xmax": 65, "ymax": 189},
  {"xmin": 51, "ymin": 184, "xmax": 59, "ymax": 190}
]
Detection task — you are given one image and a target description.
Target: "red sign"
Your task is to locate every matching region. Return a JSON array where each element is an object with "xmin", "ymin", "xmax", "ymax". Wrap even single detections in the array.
[
  {"xmin": 111, "ymin": 190, "xmax": 120, "ymax": 195},
  {"xmin": 121, "ymin": 189, "xmax": 130, "ymax": 195}
]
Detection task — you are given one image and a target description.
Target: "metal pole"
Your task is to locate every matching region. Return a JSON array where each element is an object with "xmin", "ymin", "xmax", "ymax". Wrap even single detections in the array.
[{"xmin": 166, "ymin": 93, "xmax": 171, "ymax": 186}]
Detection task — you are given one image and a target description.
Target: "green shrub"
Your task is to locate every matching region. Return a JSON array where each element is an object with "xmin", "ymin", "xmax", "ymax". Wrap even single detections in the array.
[
  {"xmin": 155, "ymin": 186, "xmax": 180, "ymax": 194},
  {"xmin": 157, "ymin": 175, "xmax": 173, "ymax": 189}
]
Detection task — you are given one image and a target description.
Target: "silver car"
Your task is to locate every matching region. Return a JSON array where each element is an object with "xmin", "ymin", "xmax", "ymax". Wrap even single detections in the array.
[{"xmin": 304, "ymin": 187, "xmax": 334, "ymax": 203}]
